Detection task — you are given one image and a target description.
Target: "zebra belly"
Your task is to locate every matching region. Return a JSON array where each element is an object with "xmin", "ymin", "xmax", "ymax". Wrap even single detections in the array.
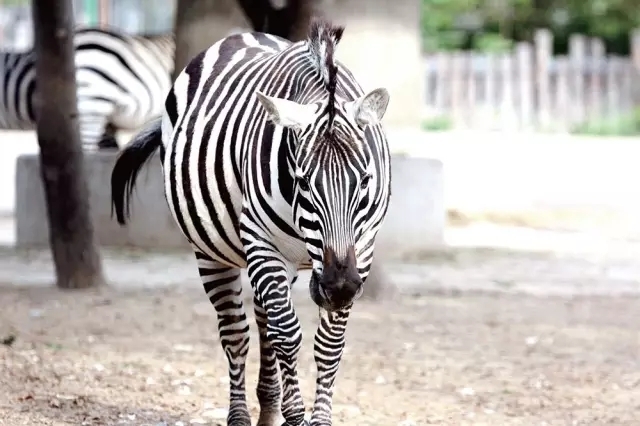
[{"xmin": 161, "ymin": 151, "xmax": 247, "ymax": 269}]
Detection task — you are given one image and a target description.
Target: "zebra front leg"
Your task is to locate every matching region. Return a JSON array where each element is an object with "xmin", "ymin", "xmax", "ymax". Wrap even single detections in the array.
[
  {"xmin": 309, "ymin": 307, "xmax": 352, "ymax": 426},
  {"xmin": 246, "ymin": 253, "xmax": 307, "ymax": 426},
  {"xmin": 254, "ymin": 295, "xmax": 283, "ymax": 426},
  {"xmin": 195, "ymin": 251, "xmax": 252, "ymax": 426}
]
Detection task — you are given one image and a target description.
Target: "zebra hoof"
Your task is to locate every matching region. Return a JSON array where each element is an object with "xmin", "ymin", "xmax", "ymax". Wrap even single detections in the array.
[{"xmin": 97, "ymin": 135, "xmax": 119, "ymax": 150}]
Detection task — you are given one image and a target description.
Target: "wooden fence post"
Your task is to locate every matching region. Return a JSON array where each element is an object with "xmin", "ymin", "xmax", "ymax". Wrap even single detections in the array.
[
  {"xmin": 500, "ymin": 53, "xmax": 516, "ymax": 129},
  {"xmin": 588, "ymin": 37, "xmax": 605, "ymax": 121},
  {"xmin": 630, "ymin": 28, "xmax": 640, "ymax": 72},
  {"xmin": 555, "ymin": 56, "xmax": 570, "ymax": 131},
  {"xmin": 434, "ymin": 52, "xmax": 449, "ymax": 120},
  {"xmin": 569, "ymin": 34, "xmax": 587, "ymax": 125},
  {"xmin": 516, "ymin": 41, "xmax": 534, "ymax": 130},
  {"xmin": 534, "ymin": 29, "xmax": 553, "ymax": 130}
]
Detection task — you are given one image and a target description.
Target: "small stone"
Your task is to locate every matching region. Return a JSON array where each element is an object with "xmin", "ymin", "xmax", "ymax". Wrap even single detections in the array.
[
  {"xmin": 177, "ymin": 385, "xmax": 191, "ymax": 396},
  {"xmin": 189, "ymin": 419, "xmax": 208, "ymax": 425},
  {"xmin": 171, "ymin": 378, "xmax": 193, "ymax": 386},
  {"xmin": 403, "ymin": 342, "xmax": 416, "ymax": 351},
  {"xmin": 163, "ymin": 364, "xmax": 174, "ymax": 373},
  {"xmin": 146, "ymin": 377, "xmax": 156, "ymax": 385},
  {"xmin": 194, "ymin": 369, "xmax": 206, "ymax": 378},
  {"xmin": 175, "ymin": 422, "xmax": 185, "ymax": 426},
  {"xmin": 525, "ymin": 336, "xmax": 539, "ymax": 346},
  {"xmin": 93, "ymin": 363, "xmax": 105, "ymax": 372},
  {"xmin": 459, "ymin": 387, "xmax": 475, "ymax": 397},
  {"xmin": 484, "ymin": 408, "xmax": 495, "ymax": 414},
  {"xmin": 173, "ymin": 344, "xmax": 194, "ymax": 352},
  {"xmin": 29, "ymin": 309, "xmax": 44, "ymax": 318},
  {"xmin": 374, "ymin": 375, "xmax": 386, "ymax": 384}
]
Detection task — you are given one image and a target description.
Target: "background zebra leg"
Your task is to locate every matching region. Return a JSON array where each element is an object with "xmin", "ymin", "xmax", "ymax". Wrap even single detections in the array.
[
  {"xmin": 97, "ymin": 122, "xmax": 119, "ymax": 150},
  {"xmin": 247, "ymin": 254, "xmax": 307, "ymax": 426},
  {"xmin": 309, "ymin": 307, "xmax": 352, "ymax": 426},
  {"xmin": 195, "ymin": 251, "xmax": 252, "ymax": 426},
  {"xmin": 77, "ymin": 95, "xmax": 116, "ymax": 151},
  {"xmin": 253, "ymin": 295, "xmax": 283, "ymax": 426}
]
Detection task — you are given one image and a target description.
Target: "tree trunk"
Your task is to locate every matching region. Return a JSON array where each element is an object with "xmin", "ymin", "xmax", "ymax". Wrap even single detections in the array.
[
  {"xmin": 173, "ymin": 0, "xmax": 252, "ymax": 80},
  {"xmin": 32, "ymin": 0, "xmax": 105, "ymax": 289},
  {"xmin": 173, "ymin": 0, "xmax": 317, "ymax": 79},
  {"xmin": 236, "ymin": 0, "xmax": 317, "ymax": 41}
]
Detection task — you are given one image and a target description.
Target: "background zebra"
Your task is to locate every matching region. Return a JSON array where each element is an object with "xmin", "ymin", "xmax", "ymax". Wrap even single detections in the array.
[
  {"xmin": 111, "ymin": 18, "xmax": 391, "ymax": 426},
  {"xmin": 0, "ymin": 27, "xmax": 174, "ymax": 151}
]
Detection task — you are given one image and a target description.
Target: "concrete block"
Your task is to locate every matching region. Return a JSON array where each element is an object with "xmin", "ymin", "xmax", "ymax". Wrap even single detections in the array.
[
  {"xmin": 15, "ymin": 152, "xmax": 190, "ymax": 249},
  {"xmin": 15, "ymin": 152, "xmax": 445, "ymax": 258},
  {"xmin": 375, "ymin": 155, "xmax": 445, "ymax": 259}
]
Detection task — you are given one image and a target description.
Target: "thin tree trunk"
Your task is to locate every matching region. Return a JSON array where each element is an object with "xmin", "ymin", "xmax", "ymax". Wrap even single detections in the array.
[{"xmin": 32, "ymin": 0, "xmax": 105, "ymax": 289}]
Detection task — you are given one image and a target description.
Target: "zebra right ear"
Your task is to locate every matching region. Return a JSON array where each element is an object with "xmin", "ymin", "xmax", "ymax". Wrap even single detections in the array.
[{"xmin": 256, "ymin": 91, "xmax": 316, "ymax": 130}]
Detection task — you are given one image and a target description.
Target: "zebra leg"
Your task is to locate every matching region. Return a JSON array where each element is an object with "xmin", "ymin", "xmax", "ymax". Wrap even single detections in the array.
[
  {"xmin": 309, "ymin": 307, "xmax": 352, "ymax": 426},
  {"xmin": 97, "ymin": 122, "xmax": 120, "ymax": 150},
  {"xmin": 77, "ymin": 94, "xmax": 116, "ymax": 151},
  {"xmin": 246, "ymin": 252, "xmax": 307, "ymax": 426},
  {"xmin": 195, "ymin": 251, "xmax": 252, "ymax": 426},
  {"xmin": 253, "ymin": 295, "xmax": 282, "ymax": 426}
]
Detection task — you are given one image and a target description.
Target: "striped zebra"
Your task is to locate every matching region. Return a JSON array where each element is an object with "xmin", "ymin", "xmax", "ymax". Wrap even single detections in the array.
[
  {"xmin": 111, "ymin": 18, "xmax": 391, "ymax": 426},
  {"xmin": 0, "ymin": 27, "xmax": 174, "ymax": 150}
]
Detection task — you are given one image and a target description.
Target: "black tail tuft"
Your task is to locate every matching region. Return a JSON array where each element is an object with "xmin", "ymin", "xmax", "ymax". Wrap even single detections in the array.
[{"xmin": 111, "ymin": 118, "xmax": 162, "ymax": 225}]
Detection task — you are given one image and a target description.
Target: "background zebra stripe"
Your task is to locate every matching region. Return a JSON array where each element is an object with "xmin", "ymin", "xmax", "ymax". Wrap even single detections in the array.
[{"xmin": 0, "ymin": 27, "xmax": 174, "ymax": 151}]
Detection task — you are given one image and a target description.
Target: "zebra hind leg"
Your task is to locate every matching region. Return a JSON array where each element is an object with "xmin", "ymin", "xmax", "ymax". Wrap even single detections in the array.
[
  {"xmin": 97, "ymin": 122, "xmax": 119, "ymax": 150},
  {"xmin": 195, "ymin": 250, "xmax": 252, "ymax": 425},
  {"xmin": 254, "ymin": 295, "xmax": 283, "ymax": 426}
]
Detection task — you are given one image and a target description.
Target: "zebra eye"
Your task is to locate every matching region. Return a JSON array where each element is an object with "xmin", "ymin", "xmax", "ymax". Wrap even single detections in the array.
[
  {"xmin": 360, "ymin": 174, "xmax": 371, "ymax": 190},
  {"xmin": 297, "ymin": 177, "xmax": 310, "ymax": 192}
]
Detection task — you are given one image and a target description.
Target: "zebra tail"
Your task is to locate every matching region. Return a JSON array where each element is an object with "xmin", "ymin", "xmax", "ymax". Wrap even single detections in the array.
[{"xmin": 110, "ymin": 118, "xmax": 162, "ymax": 225}]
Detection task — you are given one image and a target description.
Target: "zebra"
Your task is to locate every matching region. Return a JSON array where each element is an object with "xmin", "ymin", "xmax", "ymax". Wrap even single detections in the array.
[
  {"xmin": 0, "ymin": 26, "xmax": 174, "ymax": 150},
  {"xmin": 111, "ymin": 18, "xmax": 391, "ymax": 426}
]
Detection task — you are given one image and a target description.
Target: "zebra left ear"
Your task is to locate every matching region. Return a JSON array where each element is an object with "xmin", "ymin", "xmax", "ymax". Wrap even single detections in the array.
[
  {"xmin": 256, "ymin": 91, "xmax": 316, "ymax": 130},
  {"xmin": 346, "ymin": 88, "xmax": 390, "ymax": 128}
]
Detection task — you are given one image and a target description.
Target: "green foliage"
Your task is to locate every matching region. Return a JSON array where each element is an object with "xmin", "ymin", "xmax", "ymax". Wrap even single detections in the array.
[
  {"xmin": 472, "ymin": 33, "xmax": 513, "ymax": 53},
  {"xmin": 571, "ymin": 108, "xmax": 640, "ymax": 136},
  {"xmin": 421, "ymin": 0, "xmax": 640, "ymax": 54},
  {"xmin": 421, "ymin": 116, "xmax": 453, "ymax": 131}
]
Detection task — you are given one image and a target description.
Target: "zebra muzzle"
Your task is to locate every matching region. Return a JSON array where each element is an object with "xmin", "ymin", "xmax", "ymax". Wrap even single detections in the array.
[{"xmin": 309, "ymin": 246, "xmax": 363, "ymax": 311}]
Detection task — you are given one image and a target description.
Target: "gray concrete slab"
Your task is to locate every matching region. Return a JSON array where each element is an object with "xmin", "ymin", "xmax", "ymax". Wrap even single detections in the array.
[{"xmin": 14, "ymin": 151, "xmax": 445, "ymax": 259}]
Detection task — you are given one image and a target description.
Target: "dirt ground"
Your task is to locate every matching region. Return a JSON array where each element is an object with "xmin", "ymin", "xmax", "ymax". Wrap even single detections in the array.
[{"xmin": 1, "ymin": 281, "xmax": 639, "ymax": 426}]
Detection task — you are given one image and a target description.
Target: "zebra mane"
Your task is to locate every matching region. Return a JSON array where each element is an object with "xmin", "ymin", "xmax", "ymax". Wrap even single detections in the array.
[{"xmin": 307, "ymin": 18, "xmax": 344, "ymax": 129}]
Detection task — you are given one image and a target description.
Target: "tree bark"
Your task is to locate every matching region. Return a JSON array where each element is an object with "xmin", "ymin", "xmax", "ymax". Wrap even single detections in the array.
[
  {"xmin": 173, "ymin": 0, "xmax": 317, "ymax": 79},
  {"xmin": 32, "ymin": 0, "xmax": 105, "ymax": 289},
  {"xmin": 173, "ymin": 0, "xmax": 252, "ymax": 80}
]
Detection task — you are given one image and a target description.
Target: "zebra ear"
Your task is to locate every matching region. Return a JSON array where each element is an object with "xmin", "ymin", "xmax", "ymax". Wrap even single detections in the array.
[
  {"xmin": 346, "ymin": 88, "xmax": 390, "ymax": 128},
  {"xmin": 256, "ymin": 91, "xmax": 316, "ymax": 130}
]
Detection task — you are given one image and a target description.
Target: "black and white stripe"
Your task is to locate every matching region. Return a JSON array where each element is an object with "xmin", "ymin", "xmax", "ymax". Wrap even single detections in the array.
[
  {"xmin": 0, "ymin": 27, "xmax": 174, "ymax": 150},
  {"xmin": 112, "ymin": 18, "xmax": 391, "ymax": 426}
]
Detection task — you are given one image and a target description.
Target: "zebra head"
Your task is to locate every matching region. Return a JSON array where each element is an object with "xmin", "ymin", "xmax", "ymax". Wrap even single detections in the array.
[{"xmin": 255, "ymin": 20, "xmax": 391, "ymax": 311}]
